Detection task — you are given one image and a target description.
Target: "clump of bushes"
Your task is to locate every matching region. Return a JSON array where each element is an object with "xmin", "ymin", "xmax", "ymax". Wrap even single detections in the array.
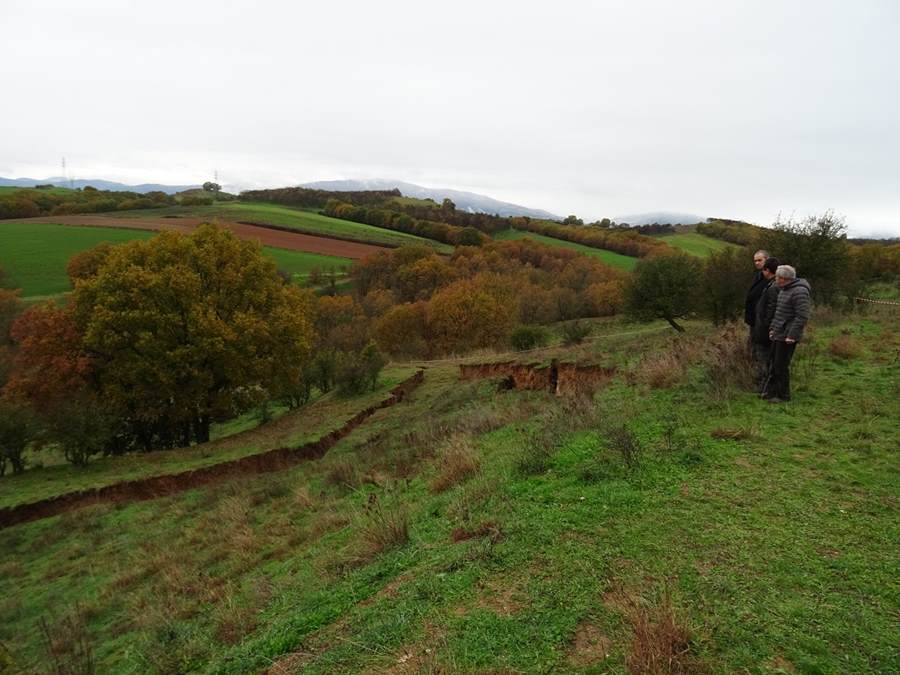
[
  {"xmin": 509, "ymin": 325, "xmax": 549, "ymax": 351},
  {"xmin": 562, "ymin": 320, "xmax": 592, "ymax": 345}
]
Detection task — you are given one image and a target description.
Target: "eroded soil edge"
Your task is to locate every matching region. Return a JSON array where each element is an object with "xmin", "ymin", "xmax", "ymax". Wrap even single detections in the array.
[{"xmin": 0, "ymin": 371, "xmax": 424, "ymax": 529}]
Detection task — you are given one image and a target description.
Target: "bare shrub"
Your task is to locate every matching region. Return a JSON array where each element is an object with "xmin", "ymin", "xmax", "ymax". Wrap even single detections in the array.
[
  {"xmin": 607, "ymin": 424, "xmax": 642, "ymax": 469},
  {"xmin": 430, "ymin": 436, "xmax": 481, "ymax": 493},
  {"xmin": 828, "ymin": 334, "xmax": 861, "ymax": 360},
  {"xmin": 39, "ymin": 603, "xmax": 96, "ymax": 675}
]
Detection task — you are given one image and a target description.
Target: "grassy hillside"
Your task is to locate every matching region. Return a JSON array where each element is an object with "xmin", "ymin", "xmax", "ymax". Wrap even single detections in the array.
[
  {"xmin": 119, "ymin": 202, "xmax": 453, "ymax": 252},
  {"xmin": 0, "ymin": 222, "xmax": 350, "ymax": 297},
  {"xmin": 1, "ymin": 309, "xmax": 896, "ymax": 673},
  {"xmin": 658, "ymin": 232, "xmax": 740, "ymax": 257},
  {"xmin": 495, "ymin": 228, "xmax": 639, "ymax": 270},
  {"xmin": 0, "ymin": 186, "xmax": 76, "ymax": 197}
]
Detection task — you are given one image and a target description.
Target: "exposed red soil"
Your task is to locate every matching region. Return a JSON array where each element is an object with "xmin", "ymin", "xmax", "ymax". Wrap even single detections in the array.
[
  {"xmin": 0, "ymin": 371, "xmax": 424, "ymax": 530},
  {"xmin": 459, "ymin": 359, "xmax": 615, "ymax": 396},
  {"xmin": 10, "ymin": 215, "xmax": 390, "ymax": 259}
]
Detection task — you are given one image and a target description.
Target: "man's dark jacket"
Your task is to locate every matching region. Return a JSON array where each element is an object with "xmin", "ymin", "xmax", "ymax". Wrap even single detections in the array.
[
  {"xmin": 751, "ymin": 279, "xmax": 779, "ymax": 344},
  {"xmin": 744, "ymin": 270, "xmax": 766, "ymax": 326}
]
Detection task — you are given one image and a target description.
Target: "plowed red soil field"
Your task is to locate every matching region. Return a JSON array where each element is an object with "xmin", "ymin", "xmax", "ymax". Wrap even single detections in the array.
[{"xmin": 12, "ymin": 215, "xmax": 389, "ymax": 259}]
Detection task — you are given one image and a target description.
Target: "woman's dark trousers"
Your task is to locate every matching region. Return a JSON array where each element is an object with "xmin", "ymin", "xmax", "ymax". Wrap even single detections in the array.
[{"xmin": 767, "ymin": 340, "xmax": 797, "ymax": 400}]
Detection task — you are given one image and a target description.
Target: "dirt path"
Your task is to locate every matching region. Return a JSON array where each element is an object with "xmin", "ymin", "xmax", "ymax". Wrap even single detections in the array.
[
  {"xmin": 10, "ymin": 215, "xmax": 391, "ymax": 259},
  {"xmin": 0, "ymin": 371, "xmax": 424, "ymax": 530}
]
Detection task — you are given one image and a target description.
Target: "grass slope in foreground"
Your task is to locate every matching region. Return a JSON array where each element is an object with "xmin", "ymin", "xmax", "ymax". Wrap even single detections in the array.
[
  {"xmin": 0, "ymin": 222, "xmax": 351, "ymax": 297},
  {"xmin": 659, "ymin": 231, "xmax": 739, "ymax": 257},
  {"xmin": 1, "ymin": 309, "xmax": 896, "ymax": 673},
  {"xmin": 120, "ymin": 202, "xmax": 454, "ymax": 252},
  {"xmin": 495, "ymin": 228, "xmax": 638, "ymax": 270}
]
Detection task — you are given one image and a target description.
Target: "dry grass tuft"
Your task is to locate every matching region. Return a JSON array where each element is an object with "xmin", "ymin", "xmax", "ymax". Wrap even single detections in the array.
[
  {"xmin": 294, "ymin": 484, "xmax": 316, "ymax": 509},
  {"xmin": 324, "ymin": 457, "xmax": 361, "ymax": 490},
  {"xmin": 358, "ymin": 494, "xmax": 410, "ymax": 558},
  {"xmin": 703, "ymin": 324, "xmax": 755, "ymax": 398},
  {"xmin": 430, "ymin": 436, "xmax": 481, "ymax": 493},
  {"xmin": 633, "ymin": 350, "xmax": 687, "ymax": 389},
  {"xmin": 710, "ymin": 426, "xmax": 758, "ymax": 441},
  {"xmin": 39, "ymin": 603, "xmax": 96, "ymax": 675},
  {"xmin": 828, "ymin": 334, "xmax": 861, "ymax": 360},
  {"xmin": 604, "ymin": 590, "xmax": 708, "ymax": 675},
  {"xmin": 451, "ymin": 520, "xmax": 502, "ymax": 543}
]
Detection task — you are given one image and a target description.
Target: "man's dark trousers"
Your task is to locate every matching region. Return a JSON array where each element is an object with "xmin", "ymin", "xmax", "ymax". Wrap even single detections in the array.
[{"xmin": 767, "ymin": 340, "xmax": 796, "ymax": 400}]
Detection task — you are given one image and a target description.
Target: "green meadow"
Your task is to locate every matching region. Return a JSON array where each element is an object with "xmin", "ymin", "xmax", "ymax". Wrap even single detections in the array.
[
  {"xmin": 659, "ymin": 231, "xmax": 739, "ymax": 257},
  {"xmin": 120, "ymin": 202, "xmax": 454, "ymax": 252},
  {"xmin": 494, "ymin": 228, "xmax": 639, "ymax": 270},
  {"xmin": 0, "ymin": 222, "xmax": 351, "ymax": 297},
  {"xmin": 1, "ymin": 308, "xmax": 896, "ymax": 673}
]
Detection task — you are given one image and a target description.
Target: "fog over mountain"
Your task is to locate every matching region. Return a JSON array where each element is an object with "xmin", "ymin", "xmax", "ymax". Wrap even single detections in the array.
[
  {"xmin": 0, "ymin": 176, "xmax": 199, "ymax": 194},
  {"xmin": 301, "ymin": 179, "xmax": 560, "ymax": 220},
  {"xmin": 612, "ymin": 211, "xmax": 707, "ymax": 226}
]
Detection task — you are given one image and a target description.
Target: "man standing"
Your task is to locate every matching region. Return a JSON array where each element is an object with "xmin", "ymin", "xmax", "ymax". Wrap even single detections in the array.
[
  {"xmin": 766, "ymin": 265, "xmax": 811, "ymax": 403},
  {"xmin": 751, "ymin": 257, "xmax": 780, "ymax": 391},
  {"xmin": 744, "ymin": 249, "xmax": 770, "ymax": 338}
]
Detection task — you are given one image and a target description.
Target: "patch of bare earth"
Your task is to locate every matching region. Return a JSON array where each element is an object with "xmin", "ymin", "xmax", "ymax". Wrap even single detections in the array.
[{"xmin": 566, "ymin": 619, "xmax": 613, "ymax": 668}]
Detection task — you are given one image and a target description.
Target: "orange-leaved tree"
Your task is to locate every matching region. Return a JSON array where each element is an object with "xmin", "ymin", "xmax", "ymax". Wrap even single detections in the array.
[
  {"xmin": 70, "ymin": 225, "xmax": 316, "ymax": 447},
  {"xmin": 425, "ymin": 276, "xmax": 516, "ymax": 355}
]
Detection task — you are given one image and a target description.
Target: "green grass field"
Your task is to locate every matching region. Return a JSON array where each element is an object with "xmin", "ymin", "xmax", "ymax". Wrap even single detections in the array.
[
  {"xmin": 2, "ymin": 308, "xmax": 895, "ymax": 672},
  {"xmin": 659, "ymin": 231, "xmax": 739, "ymax": 257},
  {"xmin": 116, "ymin": 202, "xmax": 453, "ymax": 252},
  {"xmin": 0, "ymin": 186, "xmax": 76, "ymax": 197},
  {"xmin": 0, "ymin": 222, "xmax": 351, "ymax": 297},
  {"xmin": 494, "ymin": 228, "xmax": 639, "ymax": 270}
]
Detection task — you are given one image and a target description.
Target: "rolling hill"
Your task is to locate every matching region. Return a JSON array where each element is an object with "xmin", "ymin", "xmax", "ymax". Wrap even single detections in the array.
[{"xmin": 301, "ymin": 179, "xmax": 561, "ymax": 220}]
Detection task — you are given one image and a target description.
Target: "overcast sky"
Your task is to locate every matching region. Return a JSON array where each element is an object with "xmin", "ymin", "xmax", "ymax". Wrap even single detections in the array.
[{"xmin": 2, "ymin": 0, "xmax": 898, "ymax": 236}]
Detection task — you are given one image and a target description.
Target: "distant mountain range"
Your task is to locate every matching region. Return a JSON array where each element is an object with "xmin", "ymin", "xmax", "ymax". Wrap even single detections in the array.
[
  {"xmin": 300, "ymin": 179, "xmax": 561, "ymax": 220},
  {"xmin": 0, "ymin": 176, "xmax": 200, "ymax": 194},
  {"xmin": 612, "ymin": 211, "xmax": 706, "ymax": 226}
]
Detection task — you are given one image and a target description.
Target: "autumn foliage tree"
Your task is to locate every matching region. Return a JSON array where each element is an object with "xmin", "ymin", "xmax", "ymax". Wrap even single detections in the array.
[
  {"xmin": 426, "ymin": 277, "xmax": 517, "ymax": 354},
  {"xmin": 69, "ymin": 225, "xmax": 316, "ymax": 448}
]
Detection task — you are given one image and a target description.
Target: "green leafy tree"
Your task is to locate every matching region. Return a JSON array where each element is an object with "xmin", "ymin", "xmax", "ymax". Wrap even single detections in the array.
[
  {"xmin": 699, "ymin": 248, "xmax": 748, "ymax": 325},
  {"xmin": 0, "ymin": 402, "xmax": 39, "ymax": 475},
  {"xmin": 625, "ymin": 253, "xmax": 699, "ymax": 332},
  {"xmin": 71, "ymin": 225, "xmax": 316, "ymax": 447},
  {"xmin": 758, "ymin": 211, "xmax": 851, "ymax": 305}
]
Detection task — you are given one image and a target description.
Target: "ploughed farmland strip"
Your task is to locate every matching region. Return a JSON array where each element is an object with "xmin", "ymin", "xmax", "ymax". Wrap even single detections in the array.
[
  {"xmin": 0, "ymin": 371, "xmax": 424, "ymax": 530},
  {"xmin": 7, "ymin": 215, "xmax": 392, "ymax": 259}
]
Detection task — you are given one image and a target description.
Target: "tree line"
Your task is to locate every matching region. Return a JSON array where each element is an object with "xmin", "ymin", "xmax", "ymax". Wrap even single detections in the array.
[
  {"xmin": 322, "ymin": 200, "xmax": 487, "ymax": 247},
  {"xmin": 0, "ymin": 186, "xmax": 177, "ymax": 219},
  {"xmin": 239, "ymin": 186, "xmax": 401, "ymax": 208}
]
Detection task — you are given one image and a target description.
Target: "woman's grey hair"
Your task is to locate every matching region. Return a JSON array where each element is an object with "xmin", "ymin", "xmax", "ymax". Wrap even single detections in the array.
[
  {"xmin": 754, "ymin": 249, "xmax": 770, "ymax": 258},
  {"xmin": 775, "ymin": 264, "xmax": 796, "ymax": 279}
]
